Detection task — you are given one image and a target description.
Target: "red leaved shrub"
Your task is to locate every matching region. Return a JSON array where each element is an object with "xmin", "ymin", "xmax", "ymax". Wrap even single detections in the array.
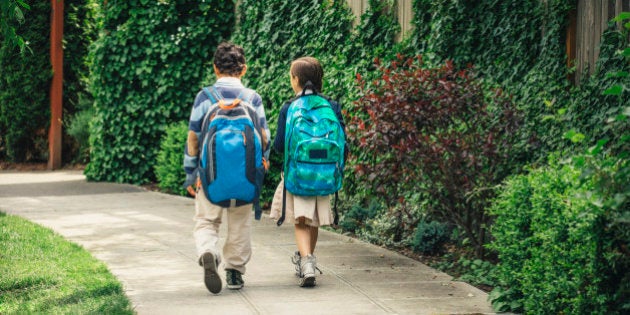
[{"xmin": 348, "ymin": 54, "xmax": 522, "ymax": 257}]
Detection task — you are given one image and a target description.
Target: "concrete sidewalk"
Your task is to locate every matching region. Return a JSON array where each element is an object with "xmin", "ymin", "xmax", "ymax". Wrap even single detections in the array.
[{"xmin": 0, "ymin": 171, "xmax": 495, "ymax": 315}]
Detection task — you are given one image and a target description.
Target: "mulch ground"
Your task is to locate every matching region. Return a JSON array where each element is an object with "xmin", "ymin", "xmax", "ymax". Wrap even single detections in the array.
[{"xmin": 0, "ymin": 162, "xmax": 86, "ymax": 171}]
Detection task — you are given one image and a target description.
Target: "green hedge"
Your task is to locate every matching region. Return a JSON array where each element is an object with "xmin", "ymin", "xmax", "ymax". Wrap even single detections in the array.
[{"xmin": 86, "ymin": 0, "xmax": 235, "ymax": 183}]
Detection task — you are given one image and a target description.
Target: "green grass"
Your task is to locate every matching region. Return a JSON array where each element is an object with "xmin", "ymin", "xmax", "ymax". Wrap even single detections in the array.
[{"xmin": 0, "ymin": 212, "xmax": 134, "ymax": 314}]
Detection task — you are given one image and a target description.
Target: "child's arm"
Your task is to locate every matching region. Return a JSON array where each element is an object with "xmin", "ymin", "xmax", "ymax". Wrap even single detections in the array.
[
  {"xmin": 272, "ymin": 102, "xmax": 290, "ymax": 155},
  {"xmin": 182, "ymin": 90, "xmax": 210, "ymax": 189},
  {"xmin": 251, "ymin": 94, "xmax": 271, "ymax": 160},
  {"xmin": 330, "ymin": 100, "xmax": 349, "ymax": 162}
]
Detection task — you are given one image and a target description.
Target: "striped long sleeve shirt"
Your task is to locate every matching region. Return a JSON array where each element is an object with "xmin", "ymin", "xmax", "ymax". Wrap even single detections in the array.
[{"xmin": 183, "ymin": 77, "xmax": 270, "ymax": 176}]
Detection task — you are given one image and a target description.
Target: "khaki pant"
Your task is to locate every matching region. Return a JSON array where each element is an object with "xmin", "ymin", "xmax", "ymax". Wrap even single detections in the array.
[{"xmin": 193, "ymin": 190, "xmax": 252, "ymax": 275}]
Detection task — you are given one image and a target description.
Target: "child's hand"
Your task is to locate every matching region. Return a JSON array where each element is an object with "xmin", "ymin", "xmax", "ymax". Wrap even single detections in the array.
[
  {"xmin": 182, "ymin": 171, "xmax": 198, "ymax": 197},
  {"xmin": 269, "ymin": 179, "xmax": 284, "ymax": 220}
]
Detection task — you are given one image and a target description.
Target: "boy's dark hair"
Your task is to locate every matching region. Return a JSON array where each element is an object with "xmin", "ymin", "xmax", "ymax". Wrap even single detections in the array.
[
  {"xmin": 213, "ymin": 42, "xmax": 246, "ymax": 76},
  {"xmin": 290, "ymin": 57, "xmax": 323, "ymax": 92}
]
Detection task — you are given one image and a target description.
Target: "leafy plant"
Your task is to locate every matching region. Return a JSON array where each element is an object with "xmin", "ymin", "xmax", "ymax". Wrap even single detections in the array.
[
  {"xmin": 349, "ymin": 54, "xmax": 523, "ymax": 257},
  {"xmin": 155, "ymin": 121, "xmax": 188, "ymax": 196},
  {"xmin": 433, "ymin": 255, "xmax": 499, "ymax": 290},
  {"xmin": 0, "ymin": 0, "xmax": 30, "ymax": 51},
  {"xmin": 411, "ymin": 219, "xmax": 449, "ymax": 255},
  {"xmin": 66, "ymin": 93, "xmax": 94, "ymax": 163},
  {"xmin": 339, "ymin": 199, "xmax": 382, "ymax": 233}
]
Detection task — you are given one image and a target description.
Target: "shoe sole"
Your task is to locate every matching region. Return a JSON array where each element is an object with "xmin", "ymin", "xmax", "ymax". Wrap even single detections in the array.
[
  {"xmin": 227, "ymin": 283, "xmax": 243, "ymax": 290},
  {"xmin": 202, "ymin": 252, "xmax": 222, "ymax": 294},
  {"xmin": 299, "ymin": 275, "xmax": 316, "ymax": 287}
]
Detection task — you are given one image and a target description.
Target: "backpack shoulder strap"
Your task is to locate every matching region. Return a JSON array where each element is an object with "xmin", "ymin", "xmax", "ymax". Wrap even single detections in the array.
[
  {"xmin": 238, "ymin": 88, "xmax": 256, "ymax": 105},
  {"xmin": 202, "ymin": 86, "xmax": 223, "ymax": 104}
]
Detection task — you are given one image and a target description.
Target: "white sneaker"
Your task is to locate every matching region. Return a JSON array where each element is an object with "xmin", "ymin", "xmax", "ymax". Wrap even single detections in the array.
[{"xmin": 299, "ymin": 255, "xmax": 317, "ymax": 287}]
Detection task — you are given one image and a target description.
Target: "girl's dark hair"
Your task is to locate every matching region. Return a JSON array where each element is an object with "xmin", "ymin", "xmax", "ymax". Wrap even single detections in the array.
[
  {"xmin": 213, "ymin": 42, "xmax": 246, "ymax": 76},
  {"xmin": 290, "ymin": 57, "xmax": 323, "ymax": 92}
]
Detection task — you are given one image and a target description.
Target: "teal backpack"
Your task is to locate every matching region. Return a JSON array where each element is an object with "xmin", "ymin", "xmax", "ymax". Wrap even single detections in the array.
[
  {"xmin": 284, "ymin": 93, "xmax": 345, "ymax": 196},
  {"xmin": 277, "ymin": 90, "xmax": 345, "ymax": 226}
]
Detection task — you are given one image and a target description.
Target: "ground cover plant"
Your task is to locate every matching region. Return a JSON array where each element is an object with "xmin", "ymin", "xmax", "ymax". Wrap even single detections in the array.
[{"xmin": 0, "ymin": 212, "xmax": 133, "ymax": 314}]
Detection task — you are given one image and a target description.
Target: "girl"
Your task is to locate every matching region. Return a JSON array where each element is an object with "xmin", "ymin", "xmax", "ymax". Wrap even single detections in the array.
[{"xmin": 272, "ymin": 56, "xmax": 346, "ymax": 287}]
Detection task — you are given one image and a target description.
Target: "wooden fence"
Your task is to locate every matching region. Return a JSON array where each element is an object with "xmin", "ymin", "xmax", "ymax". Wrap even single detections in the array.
[
  {"xmin": 346, "ymin": 0, "xmax": 413, "ymax": 40},
  {"xmin": 570, "ymin": 0, "xmax": 630, "ymax": 83}
]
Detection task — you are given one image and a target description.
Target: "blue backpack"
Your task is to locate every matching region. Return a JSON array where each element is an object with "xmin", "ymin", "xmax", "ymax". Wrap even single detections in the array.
[
  {"xmin": 198, "ymin": 86, "xmax": 267, "ymax": 219},
  {"xmin": 283, "ymin": 93, "xmax": 345, "ymax": 196}
]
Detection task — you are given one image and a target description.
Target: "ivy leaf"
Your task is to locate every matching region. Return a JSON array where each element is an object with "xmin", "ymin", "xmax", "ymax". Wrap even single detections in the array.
[
  {"xmin": 606, "ymin": 71, "xmax": 628, "ymax": 78},
  {"xmin": 603, "ymin": 85, "xmax": 623, "ymax": 96},
  {"xmin": 588, "ymin": 138, "xmax": 609, "ymax": 155},
  {"xmin": 563, "ymin": 130, "xmax": 585, "ymax": 143},
  {"xmin": 612, "ymin": 12, "xmax": 630, "ymax": 22}
]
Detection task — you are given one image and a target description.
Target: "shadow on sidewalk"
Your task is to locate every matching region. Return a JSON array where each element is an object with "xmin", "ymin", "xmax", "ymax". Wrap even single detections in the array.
[{"xmin": 0, "ymin": 179, "xmax": 143, "ymax": 198}]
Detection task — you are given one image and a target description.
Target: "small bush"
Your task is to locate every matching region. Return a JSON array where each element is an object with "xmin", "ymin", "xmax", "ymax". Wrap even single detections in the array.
[
  {"xmin": 66, "ymin": 93, "xmax": 94, "ymax": 164},
  {"xmin": 411, "ymin": 220, "xmax": 449, "ymax": 255},
  {"xmin": 488, "ymin": 157, "xmax": 628, "ymax": 314},
  {"xmin": 339, "ymin": 199, "xmax": 382, "ymax": 233},
  {"xmin": 155, "ymin": 122, "xmax": 188, "ymax": 196}
]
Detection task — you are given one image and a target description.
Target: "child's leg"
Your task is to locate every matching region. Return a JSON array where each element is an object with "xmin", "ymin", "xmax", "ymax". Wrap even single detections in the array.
[
  {"xmin": 193, "ymin": 192, "xmax": 223, "ymax": 261},
  {"xmin": 193, "ymin": 191, "xmax": 224, "ymax": 293},
  {"xmin": 294, "ymin": 217, "xmax": 312, "ymax": 256},
  {"xmin": 222, "ymin": 204, "xmax": 252, "ymax": 275},
  {"xmin": 309, "ymin": 226, "xmax": 318, "ymax": 254}
]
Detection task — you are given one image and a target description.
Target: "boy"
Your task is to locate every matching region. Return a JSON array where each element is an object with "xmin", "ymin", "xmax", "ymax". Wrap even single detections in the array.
[{"xmin": 183, "ymin": 42, "xmax": 270, "ymax": 294}]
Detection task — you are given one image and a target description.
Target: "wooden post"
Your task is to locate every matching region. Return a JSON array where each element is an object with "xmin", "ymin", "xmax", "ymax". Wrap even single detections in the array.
[{"xmin": 48, "ymin": 0, "xmax": 63, "ymax": 170}]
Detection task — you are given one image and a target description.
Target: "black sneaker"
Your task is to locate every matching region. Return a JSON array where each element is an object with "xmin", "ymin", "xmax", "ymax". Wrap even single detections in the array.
[
  {"xmin": 226, "ymin": 269, "xmax": 244, "ymax": 290},
  {"xmin": 201, "ymin": 252, "xmax": 222, "ymax": 294}
]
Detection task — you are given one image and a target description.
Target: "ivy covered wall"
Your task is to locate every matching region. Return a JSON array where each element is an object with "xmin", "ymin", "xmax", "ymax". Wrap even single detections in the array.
[{"xmin": 85, "ymin": 0, "xmax": 235, "ymax": 183}]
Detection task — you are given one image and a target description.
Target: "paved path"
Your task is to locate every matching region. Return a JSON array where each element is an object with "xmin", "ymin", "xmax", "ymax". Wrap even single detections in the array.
[{"xmin": 0, "ymin": 171, "xmax": 495, "ymax": 315}]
